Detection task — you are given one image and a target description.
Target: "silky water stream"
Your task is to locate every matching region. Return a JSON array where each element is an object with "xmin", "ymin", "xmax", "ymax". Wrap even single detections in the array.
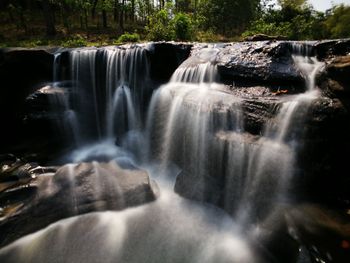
[{"xmin": 0, "ymin": 44, "xmax": 324, "ymax": 263}]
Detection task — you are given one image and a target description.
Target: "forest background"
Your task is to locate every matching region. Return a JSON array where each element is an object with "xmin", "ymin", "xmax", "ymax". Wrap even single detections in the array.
[{"xmin": 0, "ymin": 0, "xmax": 349, "ymax": 47}]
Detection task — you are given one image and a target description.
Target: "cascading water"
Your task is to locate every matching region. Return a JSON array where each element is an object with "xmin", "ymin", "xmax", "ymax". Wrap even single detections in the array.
[
  {"xmin": 0, "ymin": 43, "xmax": 326, "ymax": 263},
  {"xmin": 170, "ymin": 47, "xmax": 220, "ymax": 83},
  {"xmin": 70, "ymin": 46, "xmax": 149, "ymax": 143},
  {"xmin": 63, "ymin": 45, "xmax": 151, "ymax": 163}
]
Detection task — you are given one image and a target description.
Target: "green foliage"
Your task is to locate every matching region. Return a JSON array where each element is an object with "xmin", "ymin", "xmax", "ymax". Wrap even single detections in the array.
[
  {"xmin": 1, "ymin": 0, "xmax": 350, "ymax": 46},
  {"xmin": 173, "ymin": 12, "xmax": 193, "ymax": 41},
  {"xmin": 198, "ymin": 0, "xmax": 260, "ymax": 35},
  {"xmin": 61, "ymin": 35, "xmax": 87, "ymax": 47},
  {"xmin": 145, "ymin": 5, "xmax": 175, "ymax": 41},
  {"xmin": 242, "ymin": 2, "xmax": 326, "ymax": 40},
  {"xmin": 324, "ymin": 4, "xmax": 350, "ymax": 38},
  {"xmin": 195, "ymin": 30, "xmax": 221, "ymax": 42},
  {"xmin": 116, "ymin": 32, "xmax": 140, "ymax": 43},
  {"xmin": 278, "ymin": 0, "xmax": 306, "ymax": 8},
  {"xmin": 145, "ymin": 5, "xmax": 195, "ymax": 41}
]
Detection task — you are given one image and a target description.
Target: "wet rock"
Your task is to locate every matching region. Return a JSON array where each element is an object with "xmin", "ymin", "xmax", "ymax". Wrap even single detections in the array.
[
  {"xmin": 320, "ymin": 56, "xmax": 350, "ymax": 97},
  {"xmin": 296, "ymin": 96, "xmax": 350, "ymax": 207},
  {"xmin": 149, "ymin": 42, "xmax": 193, "ymax": 83},
  {"xmin": 0, "ymin": 154, "xmax": 18, "ymax": 164},
  {"xmin": 23, "ymin": 85, "xmax": 76, "ymax": 152},
  {"xmin": 0, "ymin": 159, "xmax": 39, "ymax": 185},
  {"xmin": 25, "ymin": 85, "xmax": 69, "ymax": 113},
  {"xmin": 315, "ymin": 39, "xmax": 350, "ymax": 59},
  {"xmin": 244, "ymin": 34, "xmax": 288, "ymax": 41},
  {"xmin": 24, "ymin": 85, "xmax": 70, "ymax": 130},
  {"xmin": 215, "ymin": 41, "xmax": 303, "ymax": 85},
  {"xmin": 286, "ymin": 204, "xmax": 350, "ymax": 263},
  {"xmin": 0, "ymin": 161, "xmax": 158, "ymax": 248}
]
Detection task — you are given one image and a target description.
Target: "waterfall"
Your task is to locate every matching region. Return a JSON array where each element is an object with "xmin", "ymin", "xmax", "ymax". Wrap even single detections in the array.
[
  {"xmin": 69, "ymin": 45, "xmax": 150, "ymax": 144},
  {"xmin": 291, "ymin": 42, "xmax": 324, "ymax": 91},
  {"xmin": 62, "ymin": 42, "xmax": 323, "ymax": 223},
  {"xmin": 0, "ymin": 43, "xmax": 328, "ymax": 263},
  {"xmin": 145, "ymin": 44, "xmax": 325, "ymax": 225},
  {"xmin": 171, "ymin": 47, "xmax": 219, "ymax": 83},
  {"xmin": 46, "ymin": 52, "xmax": 80, "ymax": 145}
]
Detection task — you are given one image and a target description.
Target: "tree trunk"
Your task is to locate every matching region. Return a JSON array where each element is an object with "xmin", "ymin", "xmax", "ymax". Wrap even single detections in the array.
[
  {"xmin": 92, "ymin": 0, "xmax": 99, "ymax": 19},
  {"xmin": 119, "ymin": 0, "xmax": 125, "ymax": 32},
  {"xmin": 102, "ymin": 9, "xmax": 108, "ymax": 28},
  {"xmin": 131, "ymin": 0, "xmax": 135, "ymax": 22},
  {"xmin": 42, "ymin": 1, "xmax": 56, "ymax": 36},
  {"xmin": 84, "ymin": 9, "xmax": 89, "ymax": 30},
  {"xmin": 160, "ymin": 0, "xmax": 165, "ymax": 9},
  {"xmin": 114, "ymin": 0, "xmax": 119, "ymax": 22},
  {"xmin": 61, "ymin": 4, "xmax": 70, "ymax": 33},
  {"xmin": 80, "ymin": 15, "xmax": 84, "ymax": 29},
  {"xmin": 7, "ymin": 8, "xmax": 14, "ymax": 23},
  {"xmin": 19, "ymin": 8, "xmax": 27, "ymax": 33}
]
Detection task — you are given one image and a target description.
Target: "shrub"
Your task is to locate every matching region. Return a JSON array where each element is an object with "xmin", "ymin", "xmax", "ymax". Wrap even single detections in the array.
[
  {"xmin": 195, "ymin": 30, "xmax": 219, "ymax": 42},
  {"xmin": 173, "ymin": 13, "xmax": 193, "ymax": 41},
  {"xmin": 242, "ymin": 4, "xmax": 326, "ymax": 40},
  {"xmin": 62, "ymin": 35, "xmax": 87, "ymax": 47},
  {"xmin": 145, "ymin": 8, "xmax": 175, "ymax": 41},
  {"xmin": 117, "ymin": 32, "xmax": 140, "ymax": 43}
]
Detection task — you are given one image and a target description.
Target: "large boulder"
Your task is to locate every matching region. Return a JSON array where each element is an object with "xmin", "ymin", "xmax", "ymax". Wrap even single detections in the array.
[
  {"xmin": 0, "ymin": 161, "xmax": 159, "ymax": 248},
  {"xmin": 23, "ymin": 85, "xmax": 76, "ymax": 154},
  {"xmin": 215, "ymin": 41, "xmax": 303, "ymax": 85},
  {"xmin": 320, "ymin": 55, "xmax": 350, "ymax": 98},
  {"xmin": 314, "ymin": 39, "xmax": 350, "ymax": 59}
]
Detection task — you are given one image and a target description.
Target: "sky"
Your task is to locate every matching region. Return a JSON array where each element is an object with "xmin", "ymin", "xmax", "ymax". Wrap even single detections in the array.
[
  {"xmin": 271, "ymin": 0, "xmax": 350, "ymax": 11},
  {"xmin": 308, "ymin": 0, "xmax": 350, "ymax": 11}
]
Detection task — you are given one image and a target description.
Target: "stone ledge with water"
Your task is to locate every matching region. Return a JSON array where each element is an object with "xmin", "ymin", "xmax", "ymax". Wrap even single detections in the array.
[{"xmin": 0, "ymin": 40, "xmax": 350, "ymax": 263}]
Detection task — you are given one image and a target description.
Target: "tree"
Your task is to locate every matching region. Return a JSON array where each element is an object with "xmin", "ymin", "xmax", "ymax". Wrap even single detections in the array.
[
  {"xmin": 242, "ymin": 0, "xmax": 326, "ymax": 40},
  {"xmin": 324, "ymin": 4, "xmax": 350, "ymax": 38},
  {"xmin": 41, "ymin": 0, "xmax": 56, "ymax": 36},
  {"xmin": 278, "ymin": 0, "xmax": 306, "ymax": 8},
  {"xmin": 145, "ymin": 4, "xmax": 175, "ymax": 40},
  {"xmin": 173, "ymin": 12, "xmax": 193, "ymax": 40},
  {"xmin": 198, "ymin": 0, "xmax": 260, "ymax": 35}
]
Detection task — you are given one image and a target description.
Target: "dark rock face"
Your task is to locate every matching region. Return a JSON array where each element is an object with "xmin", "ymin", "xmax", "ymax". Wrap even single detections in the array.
[
  {"xmin": 0, "ymin": 43, "xmax": 192, "ymax": 158},
  {"xmin": 0, "ymin": 48, "xmax": 54, "ymax": 153},
  {"xmin": 320, "ymin": 56, "xmax": 350, "ymax": 97},
  {"xmin": 23, "ymin": 85, "xmax": 75, "ymax": 152},
  {"xmin": 215, "ymin": 41, "xmax": 303, "ymax": 85},
  {"xmin": 304, "ymin": 57, "xmax": 350, "ymax": 207},
  {"xmin": 314, "ymin": 39, "xmax": 350, "ymax": 59},
  {"xmin": 149, "ymin": 42, "xmax": 193, "ymax": 83},
  {"xmin": 0, "ymin": 161, "xmax": 158, "ymax": 248}
]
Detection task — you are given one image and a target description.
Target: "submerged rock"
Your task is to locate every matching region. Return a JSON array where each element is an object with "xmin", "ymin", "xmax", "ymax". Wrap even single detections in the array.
[
  {"xmin": 0, "ymin": 161, "xmax": 159, "ymax": 248},
  {"xmin": 286, "ymin": 204, "xmax": 350, "ymax": 263}
]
